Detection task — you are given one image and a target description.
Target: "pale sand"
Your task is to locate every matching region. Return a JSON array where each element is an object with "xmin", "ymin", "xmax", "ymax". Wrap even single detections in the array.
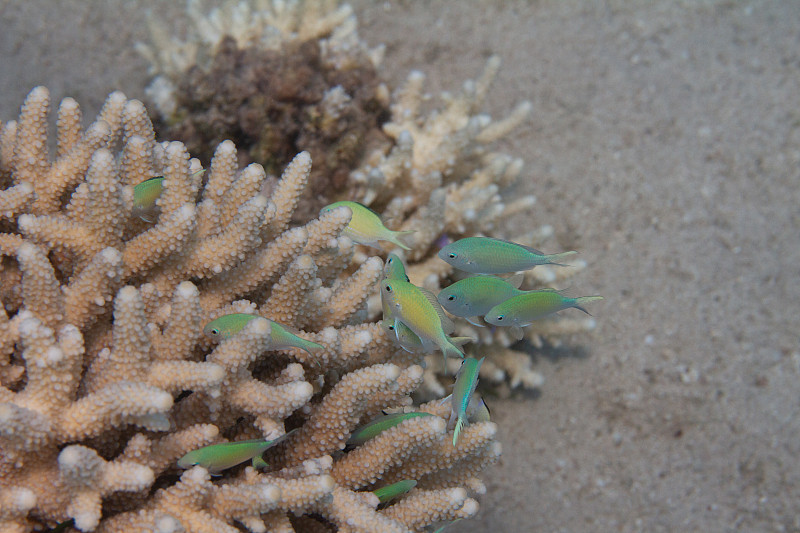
[{"xmin": 2, "ymin": 1, "xmax": 799, "ymax": 531}]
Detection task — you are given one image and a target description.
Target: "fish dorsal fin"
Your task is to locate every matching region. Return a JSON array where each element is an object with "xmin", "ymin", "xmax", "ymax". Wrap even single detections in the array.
[
  {"xmin": 419, "ymin": 287, "xmax": 454, "ymax": 334},
  {"xmin": 494, "ymin": 238, "xmax": 543, "ymax": 255},
  {"xmin": 506, "ymin": 273, "xmax": 524, "ymax": 289}
]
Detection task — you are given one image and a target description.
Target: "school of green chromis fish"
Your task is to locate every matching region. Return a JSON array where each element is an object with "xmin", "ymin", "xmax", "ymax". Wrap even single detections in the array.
[{"xmin": 135, "ymin": 189, "xmax": 603, "ymax": 521}]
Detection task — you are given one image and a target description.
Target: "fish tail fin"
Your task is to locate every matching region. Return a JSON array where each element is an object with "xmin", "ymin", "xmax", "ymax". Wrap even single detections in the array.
[
  {"xmin": 574, "ymin": 296, "xmax": 603, "ymax": 315},
  {"xmin": 546, "ymin": 250, "xmax": 578, "ymax": 266},
  {"xmin": 390, "ymin": 230, "xmax": 415, "ymax": 251},
  {"xmin": 443, "ymin": 339, "xmax": 465, "ymax": 360},
  {"xmin": 450, "ymin": 336, "xmax": 475, "ymax": 347},
  {"xmin": 440, "ymin": 340, "xmax": 465, "ymax": 375},
  {"xmin": 453, "ymin": 414, "xmax": 466, "ymax": 446}
]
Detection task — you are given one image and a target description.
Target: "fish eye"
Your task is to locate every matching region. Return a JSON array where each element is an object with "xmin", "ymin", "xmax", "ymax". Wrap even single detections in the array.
[
  {"xmin": 496, "ymin": 315, "xmax": 504, "ymax": 321},
  {"xmin": 447, "ymin": 295, "xmax": 456, "ymax": 301},
  {"xmin": 384, "ymin": 284, "xmax": 392, "ymax": 292},
  {"xmin": 448, "ymin": 253, "xmax": 457, "ymax": 259},
  {"xmin": 211, "ymin": 328, "xmax": 220, "ymax": 335},
  {"xmin": 387, "ymin": 257, "xmax": 394, "ymax": 264}
]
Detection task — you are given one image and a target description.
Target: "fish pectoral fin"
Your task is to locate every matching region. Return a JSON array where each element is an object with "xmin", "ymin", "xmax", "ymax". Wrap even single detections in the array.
[
  {"xmin": 506, "ymin": 273, "xmax": 525, "ymax": 289},
  {"xmin": 510, "ymin": 326, "xmax": 525, "ymax": 341},
  {"xmin": 465, "ymin": 315, "xmax": 488, "ymax": 327}
]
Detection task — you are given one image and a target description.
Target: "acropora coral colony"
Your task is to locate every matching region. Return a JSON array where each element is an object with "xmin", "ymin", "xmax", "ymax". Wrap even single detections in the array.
[{"xmin": 0, "ymin": 1, "xmax": 599, "ymax": 531}]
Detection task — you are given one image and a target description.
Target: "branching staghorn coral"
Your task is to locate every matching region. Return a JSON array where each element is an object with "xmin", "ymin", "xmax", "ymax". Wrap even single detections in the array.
[
  {"xmin": 136, "ymin": 0, "xmax": 597, "ymax": 399},
  {"xmin": 0, "ymin": 87, "xmax": 494, "ymax": 532}
]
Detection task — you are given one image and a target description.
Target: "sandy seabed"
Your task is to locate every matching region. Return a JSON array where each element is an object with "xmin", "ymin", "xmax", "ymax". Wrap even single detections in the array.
[{"xmin": 2, "ymin": 1, "xmax": 799, "ymax": 531}]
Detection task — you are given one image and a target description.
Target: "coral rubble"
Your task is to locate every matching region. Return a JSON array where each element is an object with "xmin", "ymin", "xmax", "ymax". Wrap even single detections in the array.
[{"xmin": 0, "ymin": 87, "xmax": 492, "ymax": 531}]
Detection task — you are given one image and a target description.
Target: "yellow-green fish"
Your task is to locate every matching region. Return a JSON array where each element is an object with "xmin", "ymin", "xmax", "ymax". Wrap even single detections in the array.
[
  {"xmin": 485, "ymin": 291, "xmax": 603, "ymax": 339},
  {"xmin": 372, "ymin": 479, "xmax": 417, "ymax": 505},
  {"xmin": 321, "ymin": 201, "xmax": 413, "ymax": 250},
  {"xmin": 133, "ymin": 169, "xmax": 205, "ymax": 222},
  {"xmin": 347, "ymin": 412, "xmax": 433, "ymax": 447},
  {"xmin": 132, "ymin": 176, "xmax": 165, "ymax": 222},
  {"xmin": 381, "ymin": 279, "xmax": 470, "ymax": 368},
  {"xmin": 451, "ymin": 356, "xmax": 484, "ymax": 446},
  {"xmin": 439, "ymin": 236, "xmax": 576, "ymax": 274},
  {"xmin": 384, "ymin": 253, "xmax": 410, "ymax": 282},
  {"xmin": 204, "ymin": 313, "xmax": 324, "ymax": 356},
  {"xmin": 437, "ymin": 274, "xmax": 525, "ymax": 326},
  {"xmin": 177, "ymin": 430, "xmax": 295, "ymax": 475}
]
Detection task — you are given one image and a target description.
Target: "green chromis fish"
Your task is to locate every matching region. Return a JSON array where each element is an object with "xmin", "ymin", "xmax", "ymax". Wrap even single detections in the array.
[
  {"xmin": 439, "ymin": 236, "xmax": 576, "ymax": 274},
  {"xmin": 451, "ymin": 356, "xmax": 484, "ymax": 446},
  {"xmin": 177, "ymin": 430, "xmax": 295, "ymax": 475},
  {"xmin": 132, "ymin": 176, "xmax": 165, "ymax": 222},
  {"xmin": 437, "ymin": 274, "xmax": 525, "ymax": 325},
  {"xmin": 381, "ymin": 279, "xmax": 470, "ymax": 368},
  {"xmin": 347, "ymin": 412, "xmax": 433, "ymax": 447},
  {"xmin": 321, "ymin": 201, "xmax": 414, "ymax": 250},
  {"xmin": 204, "ymin": 313, "xmax": 324, "ymax": 356},
  {"xmin": 372, "ymin": 479, "xmax": 417, "ymax": 505},
  {"xmin": 384, "ymin": 253, "xmax": 410, "ymax": 282},
  {"xmin": 381, "ymin": 319, "xmax": 425, "ymax": 354},
  {"xmin": 485, "ymin": 291, "xmax": 603, "ymax": 339},
  {"xmin": 133, "ymin": 169, "xmax": 205, "ymax": 222}
]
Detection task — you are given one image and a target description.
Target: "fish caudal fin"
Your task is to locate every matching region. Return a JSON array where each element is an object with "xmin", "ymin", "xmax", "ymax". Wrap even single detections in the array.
[
  {"xmin": 389, "ymin": 230, "xmax": 415, "ymax": 251},
  {"xmin": 440, "ymin": 339, "xmax": 466, "ymax": 375},
  {"xmin": 453, "ymin": 414, "xmax": 466, "ymax": 446},
  {"xmin": 450, "ymin": 336, "xmax": 475, "ymax": 347},
  {"xmin": 573, "ymin": 296, "xmax": 603, "ymax": 315},
  {"xmin": 545, "ymin": 250, "xmax": 578, "ymax": 266}
]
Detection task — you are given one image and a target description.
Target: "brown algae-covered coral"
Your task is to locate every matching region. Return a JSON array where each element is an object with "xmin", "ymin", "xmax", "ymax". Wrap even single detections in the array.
[{"xmin": 0, "ymin": 87, "xmax": 493, "ymax": 531}]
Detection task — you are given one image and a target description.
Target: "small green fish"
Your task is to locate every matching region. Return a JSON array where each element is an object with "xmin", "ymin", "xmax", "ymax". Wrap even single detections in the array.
[
  {"xmin": 372, "ymin": 479, "xmax": 417, "ymax": 504},
  {"xmin": 321, "ymin": 201, "xmax": 414, "ymax": 250},
  {"xmin": 204, "ymin": 313, "xmax": 324, "ymax": 356},
  {"xmin": 384, "ymin": 253, "xmax": 410, "ymax": 282},
  {"xmin": 133, "ymin": 169, "xmax": 205, "ymax": 222},
  {"xmin": 132, "ymin": 176, "xmax": 165, "ymax": 222},
  {"xmin": 381, "ymin": 279, "xmax": 469, "ymax": 368},
  {"xmin": 451, "ymin": 356, "xmax": 484, "ymax": 446},
  {"xmin": 439, "ymin": 237, "xmax": 576, "ymax": 274},
  {"xmin": 437, "ymin": 274, "xmax": 525, "ymax": 325},
  {"xmin": 484, "ymin": 291, "xmax": 603, "ymax": 338},
  {"xmin": 347, "ymin": 412, "xmax": 433, "ymax": 447},
  {"xmin": 177, "ymin": 430, "xmax": 295, "ymax": 475}
]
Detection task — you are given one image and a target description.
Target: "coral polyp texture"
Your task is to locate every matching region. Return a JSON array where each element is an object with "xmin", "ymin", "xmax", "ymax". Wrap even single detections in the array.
[
  {"xmin": 139, "ymin": 0, "xmax": 597, "ymax": 398},
  {"xmin": 0, "ymin": 88, "xmax": 491, "ymax": 532}
]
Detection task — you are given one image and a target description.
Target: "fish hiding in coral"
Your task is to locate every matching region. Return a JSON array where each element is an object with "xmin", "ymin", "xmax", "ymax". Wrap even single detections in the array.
[
  {"xmin": 321, "ymin": 200, "xmax": 414, "ymax": 250},
  {"xmin": 451, "ymin": 357, "xmax": 485, "ymax": 446},
  {"xmin": 204, "ymin": 313, "xmax": 324, "ymax": 355},
  {"xmin": 347, "ymin": 412, "xmax": 434, "ymax": 447},
  {"xmin": 437, "ymin": 273, "xmax": 526, "ymax": 326},
  {"xmin": 381, "ymin": 279, "xmax": 471, "ymax": 369},
  {"xmin": 439, "ymin": 236, "xmax": 576, "ymax": 274},
  {"xmin": 372, "ymin": 479, "xmax": 417, "ymax": 505},
  {"xmin": 177, "ymin": 430, "xmax": 296, "ymax": 475},
  {"xmin": 132, "ymin": 169, "xmax": 205, "ymax": 222},
  {"xmin": 485, "ymin": 291, "xmax": 603, "ymax": 339},
  {"xmin": 132, "ymin": 176, "xmax": 165, "ymax": 222}
]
